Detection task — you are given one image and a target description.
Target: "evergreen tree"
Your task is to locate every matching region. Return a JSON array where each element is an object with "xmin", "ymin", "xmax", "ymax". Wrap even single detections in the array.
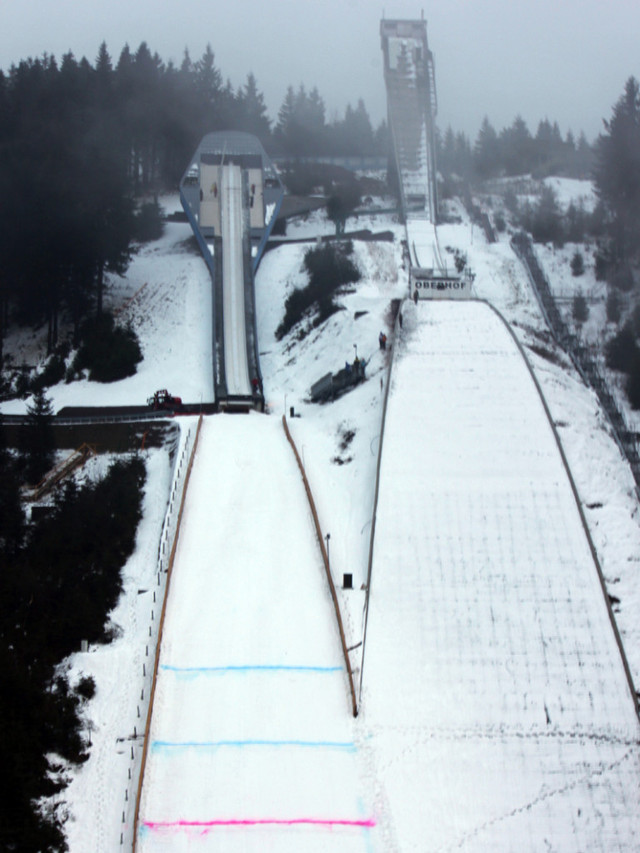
[
  {"xmin": 306, "ymin": 87, "xmax": 326, "ymax": 135},
  {"xmin": 625, "ymin": 353, "xmax": 640, "ymax": 408},
  {"xmin": 453, "ymin": 131, "xmax": 473, "ymax": 179},
  {"xmin": 500, "ymin": 115, "xmax": 534, "ymax": 175},
  {"xmin": 566, "ymin": 201, "xmax": 588, "ymax": 243},
  {"xmin": 0, "ymin": 423, "xmax": 23, "ymax": 558},
  {"xmin": 439, "ymin": 125, "xmax": 456, "ymax": 176},
  {"xmin": 194, "ymin": 43, "xmax": 223, "ymax": 122},
  {"xmin": 95, "ymin": 40, "xmax": 113, "ymax": 79},
  {"xmin": 236, "ymin": 72, "xmax": 271, "ymax": 140},
  {"xmin": 575, "ymin": 131, "xmax": 594, "ymax": 177},
  {"xmin": 326, "ymin": 182, "xmax": 361, "ymax": 234},
  {"xmin": 373, "ymin": 120, "xmax": 390, "ymax": 156},
  {"xmin": 570, "ymin": 251, "xmax": 585, "ymax": 276},
  {"xmin": 474, "ymin": 116, "xmax": 500, "ymax": 178},
  {"xmin": 22, "ymin": 389, "xmax": 55, "ymax": 485},
  {"xmin": 594, "ymin": 76, "xmax": 640, "ymax": 261},
  {"xmin": 275, "ymin": 85, "xmax": 297, "ymax": 152},
  {"xmin": 341, "ymin": 99, "xmax": 374, "ymax": 156},
  {"xmin": 572, "ymin": 291, "xmax": 589, "ymax": 326},
  {"xmin": 605, "ymin": 322, "xmax": 638, "ymax": 371}
]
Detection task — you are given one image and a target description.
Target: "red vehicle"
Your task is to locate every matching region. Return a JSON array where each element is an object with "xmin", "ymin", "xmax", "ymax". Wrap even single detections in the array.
[{"xmin": 147, "ymin": 389, "xmax": 183, "ymax": 411}]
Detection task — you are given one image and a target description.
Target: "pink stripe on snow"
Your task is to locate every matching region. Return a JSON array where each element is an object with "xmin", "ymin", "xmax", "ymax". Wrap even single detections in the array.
[{"xmin": 144, "ymin": 816, "xmax": 376, "ymax": 831}]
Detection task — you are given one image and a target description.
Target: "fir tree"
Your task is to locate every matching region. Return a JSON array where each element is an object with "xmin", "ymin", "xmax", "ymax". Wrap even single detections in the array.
[
  {"xmin": 594, "ymin": 77, "xmax": 640, "ymax": 261},
  {"xmin": 236, "ymin": 72, "xmax": 271, "ymax": 140},
  {"xmin": 572, "ymin": 291, "xmax": 589, "ymax": 326},
  {"xmin": 23, "ymin": 389, "xmax": 55, "ymax": 485},
  {"xmin": 570, "ymin": 251, "xmax": 585, "ymax": 276},
  {"xmin": 326, "ymin": 182, "xmax": 361, "ymax": 235},
  {"xmin": 474, "ymin": 116, "xmax": 500, "ymax": 178}
]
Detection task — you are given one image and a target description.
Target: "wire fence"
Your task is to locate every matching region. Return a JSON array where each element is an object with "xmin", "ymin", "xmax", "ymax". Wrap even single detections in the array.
[
  {"xmin": 511, "ymin": 231, "xmax": 640, "ymax": 496},
  {"xmin": 117, "ymin": 419, "xmax": 201, "ymax": 851}
]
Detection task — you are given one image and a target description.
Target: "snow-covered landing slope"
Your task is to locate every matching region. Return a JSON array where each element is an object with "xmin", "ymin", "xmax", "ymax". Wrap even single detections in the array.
[
  {"xmin": 137, "ymin": 416, "xmax": 376, "ymax": 852},
  {"xmin": 362, "ymin": 299, "xmax": 640, "ymax": 851}
]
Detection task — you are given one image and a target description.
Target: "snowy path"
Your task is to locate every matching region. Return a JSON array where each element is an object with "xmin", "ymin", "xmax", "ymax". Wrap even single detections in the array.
[
  {"xmin": 361, "ymin": 300, "xmax": 640, "ymax": 851},
  {"xmin": 136, "ymin": 416, "xmax": 376, "ymax": 852}
]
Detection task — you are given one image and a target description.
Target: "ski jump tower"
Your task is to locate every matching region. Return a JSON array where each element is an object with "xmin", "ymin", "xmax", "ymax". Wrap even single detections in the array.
[
  {"xmin": 381, "ymin": 17, "xmax": 438, "ymax": 223},
  {"xmin": 381, "ymin": 16, "xmax": 471, "ymax": 297}
]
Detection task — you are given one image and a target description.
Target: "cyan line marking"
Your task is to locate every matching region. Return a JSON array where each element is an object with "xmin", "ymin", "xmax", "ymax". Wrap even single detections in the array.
[
  {"xmin": 152, "ymin": 739, "xmax": 357, "ymax": 753},
  {"xmin": 160, "ymin": 664, "xmax": 342, "ymax": 674}
]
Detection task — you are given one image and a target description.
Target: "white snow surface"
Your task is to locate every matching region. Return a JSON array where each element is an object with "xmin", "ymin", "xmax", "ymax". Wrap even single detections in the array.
[
  {"xmin": 363, "ymin": 299, "xmax": 640, "ymax": 850},
  {"xmin": 137, "ymin": 416, "xmax": 374, "ymax": 852},
  {"xmin": 1, "ymin": 198, "xmax": 213, "ymax": 413},
  {"xmin": 12, "ymin": 193, "xmax": 639, "ymax": 850},
  {"xmin": 544, "ymin": 176, "xmax": 598, "ymax": 213}
]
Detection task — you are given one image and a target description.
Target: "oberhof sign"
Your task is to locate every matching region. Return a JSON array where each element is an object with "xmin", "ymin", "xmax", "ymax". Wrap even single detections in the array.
[{"xmin": 411, "ymin": 268, "xmax": 474, "ymax": 300}]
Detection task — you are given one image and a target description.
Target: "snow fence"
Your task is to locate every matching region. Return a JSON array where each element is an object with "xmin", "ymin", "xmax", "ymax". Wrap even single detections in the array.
[{"xmin": 282, "ymin": 413, "xmax": 358, "ymax": 718}]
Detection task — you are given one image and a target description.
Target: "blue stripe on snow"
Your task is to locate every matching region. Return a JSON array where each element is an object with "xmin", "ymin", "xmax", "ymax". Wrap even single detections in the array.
[
  {"xmin": 160, "ymin": 664, "xmax": 342, "ymax": 674},
  {"xmin": 152, "ymin": 739, "xmax": 357, "ymax": 753}
]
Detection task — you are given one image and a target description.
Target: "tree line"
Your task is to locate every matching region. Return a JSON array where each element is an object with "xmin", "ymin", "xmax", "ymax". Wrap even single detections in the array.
[
  {"xmin": 0, "ymin": 41, "xmax": 391, "ymax": 367},
  {"xmin": 438, "ymin": 115, "xmax": 595, "ymax": 187},
  {"xmin": 438, "ymin": 78, "xmax": 640, "ymax": 277}
]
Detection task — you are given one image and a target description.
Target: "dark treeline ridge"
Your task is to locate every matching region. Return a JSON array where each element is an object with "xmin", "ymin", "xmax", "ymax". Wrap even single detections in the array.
[
  {"xmin": 440, "ymin": 79, "xmax": 640, "ymax": 275},
  {"xmin": 0, "ymin": 438, "xmax": 146, "ymax": 852},
  {"xmin": 438, "ymin": 115, "xmax": 595, "ymax": 188},
  {"xmin": 0, "ymin": 41, "xmax": 390, "ymax": 367}
]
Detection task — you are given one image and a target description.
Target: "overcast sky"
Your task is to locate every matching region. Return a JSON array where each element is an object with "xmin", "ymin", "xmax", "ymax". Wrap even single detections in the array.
[{"xmin": 1, "ymin": 0, "xmax": 638, "ymax": 141}]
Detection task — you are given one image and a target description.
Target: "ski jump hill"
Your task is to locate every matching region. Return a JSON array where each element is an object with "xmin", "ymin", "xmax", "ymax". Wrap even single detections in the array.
[{"xmin": 131, "ymin": 17, "xmax": 640, "ymax": 853}]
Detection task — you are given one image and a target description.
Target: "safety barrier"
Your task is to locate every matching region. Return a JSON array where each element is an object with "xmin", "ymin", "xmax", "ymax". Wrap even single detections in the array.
[
  {"xmin": 0, "ymin": 412, "xmax": 170, "ymax": 427},
  {"xmin": 281, "ymin": 415, "xmax": 358, "ymax": 718},
  {"xmin": 358, "ymin": 300, "xmax": 400, "ymax": 704},
  {"xmin": 126, "ymin": 414, "xmax": 204, "ymax": 851},
  {"xmin": 512, "ymin": 232, "xmax": 640, "ymax": 500}
]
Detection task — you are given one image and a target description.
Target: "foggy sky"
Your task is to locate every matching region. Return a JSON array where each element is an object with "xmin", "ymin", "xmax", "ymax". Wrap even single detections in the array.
[{"xmin": 1, "ymin": 0, "xmax": 638, "ymax": 142}]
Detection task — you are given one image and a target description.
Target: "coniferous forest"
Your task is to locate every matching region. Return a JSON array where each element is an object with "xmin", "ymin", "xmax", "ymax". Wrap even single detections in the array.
[{"xmin": 0, "ymin": 445, "xmax": 146, "ymax": 851}]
